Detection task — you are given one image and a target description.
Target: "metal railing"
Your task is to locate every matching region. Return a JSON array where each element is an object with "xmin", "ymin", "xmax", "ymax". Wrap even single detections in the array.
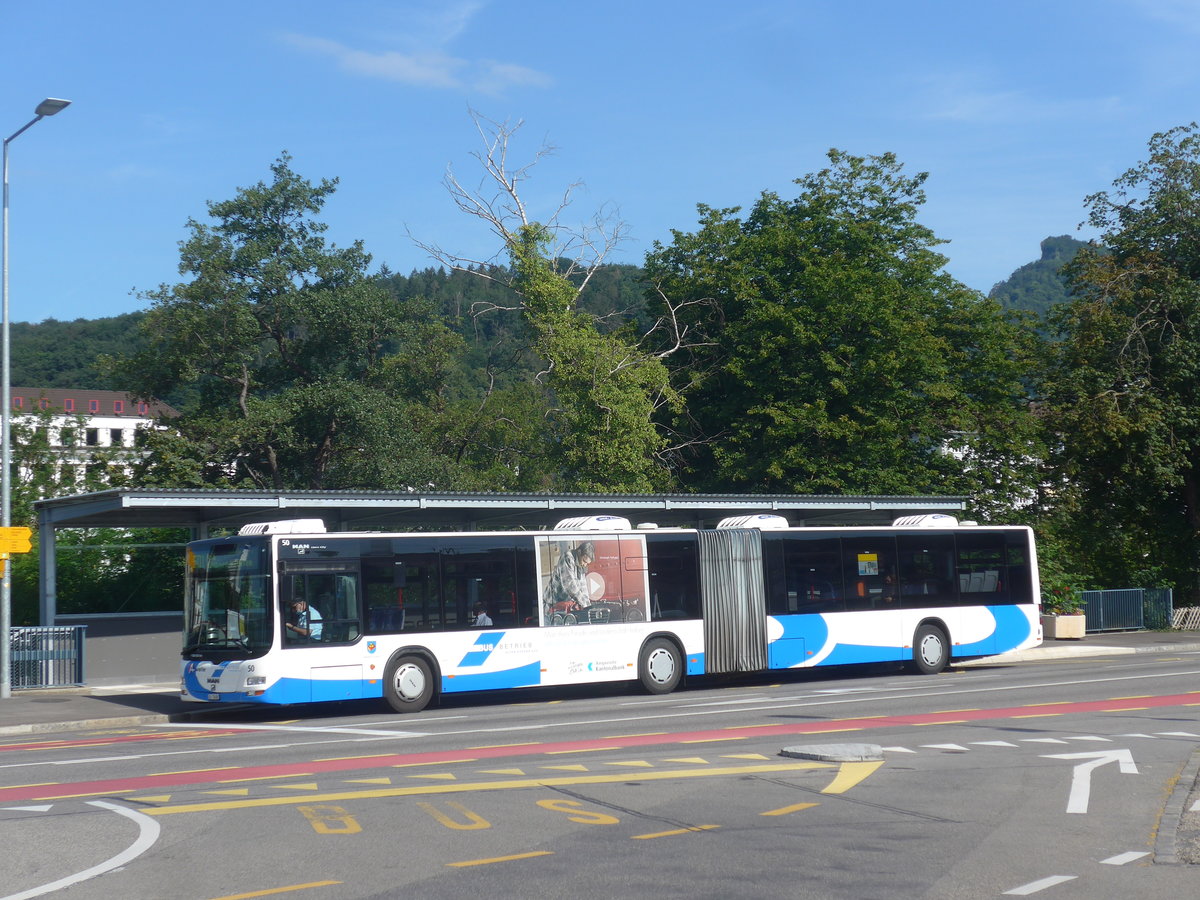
[
  {"xmin": 8, "ymin": 625, "xmax": 86, "ymax": 688},
  {"xmin": 1079, "ymin": 588, "xmax": 1174, "ymax": 633}
]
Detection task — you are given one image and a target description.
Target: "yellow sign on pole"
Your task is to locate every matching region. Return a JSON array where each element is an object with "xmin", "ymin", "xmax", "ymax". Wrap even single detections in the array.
[{"xmin": 0, "ymin": 526, "xmax": 32, "ymax": 554}]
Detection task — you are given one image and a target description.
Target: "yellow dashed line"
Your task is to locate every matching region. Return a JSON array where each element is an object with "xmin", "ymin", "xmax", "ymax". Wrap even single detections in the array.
[
  {"xmin": 761, "ymin": 802, "xmax": 819, "ymax": 816},
  {"xmin": 219, "ymin": 773, "xmax": 315, "ymax": 784},
  {"xmin": 448, "ymin": 851, "xmax": 553, "ymax": 868},
  {"xmin": 392, "ymin": 758, "xmax": 477, "ymax": 767},
  {"xmin": 208, "ymin": 880, "xmax": 342, "ymax": 900},
  {"xmin": 409, "ymin": 773, "xmax": 457, "ymax": 781},
  {"xmin": 150, "ymin": 766, "xmax": 239, "ymax": 777},
  {"xmin": 633, "ymin": 824, "xmax": 719, "ymax": 839}
]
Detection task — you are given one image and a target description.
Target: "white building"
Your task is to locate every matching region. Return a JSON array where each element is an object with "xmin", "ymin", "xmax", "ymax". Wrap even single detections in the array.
[{"xmin": 11, "ymin": 387, "xmax": 178, "ymax": 487}]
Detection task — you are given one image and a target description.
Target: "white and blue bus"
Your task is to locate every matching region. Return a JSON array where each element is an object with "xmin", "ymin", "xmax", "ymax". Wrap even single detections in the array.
[{"xmin": 181, "ymin": 514, "xmax": 1042, "ymax": 712}]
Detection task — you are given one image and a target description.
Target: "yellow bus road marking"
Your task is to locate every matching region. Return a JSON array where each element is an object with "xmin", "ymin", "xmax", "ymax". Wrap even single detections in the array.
[
  {"xmin": 479, "ymin": 769, "xmax": 526, "ymax": 776},
  {"xmin": 1109, "ymin": 695, "xmax": 1153, "ymax": 700},
  {"xmin": 144, "ymin": 763, "xmax": 832, "ymax": 815},
  {"xmin": 130, "ymin": 794, "xmax": 174, "ymax": 803},
  {"xmin": 149, "ymin": 766, "xmax": 240, "ymax": 777},
  {"xmin": 821, "ymin": 760, "xmax": 885, "ymax": 794},
  {"xmin": 42, "ymin": 788, "xmax": 134, "ymax": 800},
  {"xmin": 545, "ymin": 747, "xmax": 621, "ymax": 755},
  {"xmin": 271, "ymin": 783, "xmax": 320, "ymax": 791},
  {"xmin": 409, "ymin": 773, "xmax": 457, "ymax": 781},
  {"xmin": 761, "ymin": 802, "xmax": 820, "ymax": 816},
  {"xmin": 664, "ymin": 757, "xmax": 710, "ymax": 765},
  {"xmin": 913, "ymin": 720, "xmax": 968, "ymax": 727},
  {"xmin": 633, "ymin": 824, "xmax": 719, "ymax": 839},
  {"xmin": 605, "ymin": 761, "xmax": 654, "ymax": 768},
  {"xmin": 220, "ymin": 773, "xmax": 315, "ymax": 784},
  {"xmin": 780, "ymin": 727, "xmax": 863, "ymax": 734},
  {"xmin": 392, "ymin": 758, "xmax": 478, "ymax": 768},
  {"xmin": 204, "ymin": 789, "xmax": 251, "ymax": 797},
  {"xmin": 208, "ymin": 880, "xmax": 341, "ymax": 899},
  {"xmin": 721, "ymin": 754, "xmax": 769, "ymax": 760},
  {"xmin": 448, "ymin": 851, "xmax": 554, "ymax": 868},
  {"xmin": 932, "ymin": 709, "xmax": 980, "ymax": 713},
  {"xmin": 345, "ymin": 777, "xmax": 392, "ymax": 785},
  {"xmin": 542, "ymin": 764, "xmax": 589, "ymax": 772},
  {"xmin": 299, "ymin": 805, "xmax": 361, "ymax": 835},
  {"xmin": 604, "ymin": 732, "xmax": 667, "ymax": 739},
  {"xmin": 467, "ymin": 742, "xmax": 541, "ymax": 749},
  {"xmin": 1025, "ymin": 701, "xmax": 1074, "ymax": 707},
  {"xmin": 416, "ymin": 800, "xmax": 490, "ymax": 830},
  {"xmin": 1105, "ymin": 707, "xmax": 1149, "ymax": 712}
]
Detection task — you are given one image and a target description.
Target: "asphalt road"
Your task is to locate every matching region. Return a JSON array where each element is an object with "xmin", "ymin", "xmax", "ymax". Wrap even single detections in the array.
[{"xmin": 3, "ymin": 649, "xmax": 1200, "ymax": 899}]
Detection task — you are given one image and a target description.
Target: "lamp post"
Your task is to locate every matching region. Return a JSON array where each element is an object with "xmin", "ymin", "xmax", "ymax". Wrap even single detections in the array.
[{"xmin": 2, "ymin": 98, "xmax": 71, "ymax": 700}]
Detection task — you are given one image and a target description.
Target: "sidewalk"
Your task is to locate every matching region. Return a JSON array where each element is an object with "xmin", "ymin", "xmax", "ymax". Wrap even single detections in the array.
[{"xmin": 2, "ymin": 631, "xmax": 1199, "ymax": 737}]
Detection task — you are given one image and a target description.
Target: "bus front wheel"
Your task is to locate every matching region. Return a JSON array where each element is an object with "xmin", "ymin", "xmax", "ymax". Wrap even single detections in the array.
[
  {"xmin": 910, "ymin": 624, "xmax": 949, "ymax": 675},
  {"xmin": 638, "ymin": 638, "xmax": 683, "ymax": 695},
  {"xmin": 384, "ymin": 655, "xmax": 434, "ymax": 713}
]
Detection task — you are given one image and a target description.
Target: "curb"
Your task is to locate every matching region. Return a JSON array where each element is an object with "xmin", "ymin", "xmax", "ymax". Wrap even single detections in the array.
[{"xmin": 0, "ymin": 713, "xmax": 175, "ymax": 737}]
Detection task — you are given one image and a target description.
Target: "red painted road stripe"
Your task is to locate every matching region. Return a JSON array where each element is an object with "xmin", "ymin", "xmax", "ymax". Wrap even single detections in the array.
[{"xmin": 1, "ymin": 691, "xmax": 1197, "ymax": 804}]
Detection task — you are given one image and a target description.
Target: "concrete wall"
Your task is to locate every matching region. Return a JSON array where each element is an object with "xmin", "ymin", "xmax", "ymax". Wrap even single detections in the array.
[{"xmin": 55, "ymin": 612, "xmax": 182, "ymax": 686}]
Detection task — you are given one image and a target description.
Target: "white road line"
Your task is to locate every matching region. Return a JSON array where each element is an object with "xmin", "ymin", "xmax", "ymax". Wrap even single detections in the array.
[
  {"xmin": 0, "ymin": 800, "xmax": 160, "ymax": 900},
  {"xmin": 1042, "ymin": 749, "xmax": 1138, "ymax": 814},
  {"xmin": 1003, "ymin": 875, "xmax": 1076, "ymax": 895},
  {"xmin": 1100, "ymin": 851, "xmax": 1150, "ymax": 865},
  {"xmin": 971, "ymin": 741, "xmax": 1018, "ymax": 747}
]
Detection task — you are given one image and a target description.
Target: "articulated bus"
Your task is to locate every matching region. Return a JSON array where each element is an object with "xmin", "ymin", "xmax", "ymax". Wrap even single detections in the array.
[{"xmin": 180, "ymin": 514, "xmax": 1042, "ymax": 712}]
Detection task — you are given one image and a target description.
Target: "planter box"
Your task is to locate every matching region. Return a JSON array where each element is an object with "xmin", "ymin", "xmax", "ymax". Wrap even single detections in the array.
[{"xmin": 1042, "ymin": 613, "xmax": 1086, "ymax": 640}]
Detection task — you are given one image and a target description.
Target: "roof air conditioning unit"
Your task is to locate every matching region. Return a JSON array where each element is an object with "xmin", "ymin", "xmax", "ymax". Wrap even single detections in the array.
[
  {"xmin": 553, "ymin": 515, "xmax": 633, "ymax": 531},
  {"xmin": 716, "ymin": 514, "xmax": 790, "ymax": 530},
  {"xmin": 238, "ymin": 519, "xmax": 327, "ymax": 535}
]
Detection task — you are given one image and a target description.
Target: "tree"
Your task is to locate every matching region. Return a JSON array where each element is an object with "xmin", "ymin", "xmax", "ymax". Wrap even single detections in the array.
[
  {"xmin": 645, "ymin": 150, "xmax": 1041, "ymax": 514},
  {"xmin": 415, "ymin": 114, "xmax": 690, "ymax": 492},
  {"xmin": 1043, "ymin": 123, "xmax": 1200, "ymax": 599},
  {"xmin": 110, "ymin": 154, "xmax": 469, "ymax": 491}
]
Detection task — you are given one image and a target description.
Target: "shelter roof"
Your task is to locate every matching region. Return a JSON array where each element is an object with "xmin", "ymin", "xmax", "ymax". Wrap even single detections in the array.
[{"xmin": 35, "ymin": 488, "xmax": 969, "ymax": 532}]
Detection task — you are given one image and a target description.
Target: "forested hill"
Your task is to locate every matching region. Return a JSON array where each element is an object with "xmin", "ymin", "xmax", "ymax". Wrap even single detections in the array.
[
  {"xmin": 989, "ymin": 235, "xmax": 1088, "ymax": 318},
  {"xmin": 11, "ymin": 313, "xmax": 147, "ymax": 390},
  {"xmin": 11, "ymin": 264, "xmax": 652, "ymax": 399}
]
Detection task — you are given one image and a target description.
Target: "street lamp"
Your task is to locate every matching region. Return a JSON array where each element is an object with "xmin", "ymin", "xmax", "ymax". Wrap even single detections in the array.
[{"xmin": 2, "ymin": 98, "xmax": 71, "ymax": 700}]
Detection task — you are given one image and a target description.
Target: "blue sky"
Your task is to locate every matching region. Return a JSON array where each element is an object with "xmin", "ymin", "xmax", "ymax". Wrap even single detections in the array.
[{"xmin": 4, "ymin": 0, "xmax": 1199, "ymax": 323}]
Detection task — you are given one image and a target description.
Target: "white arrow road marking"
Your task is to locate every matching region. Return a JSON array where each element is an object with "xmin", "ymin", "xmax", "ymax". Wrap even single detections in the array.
[
  {"xmin": 1042, "ymin": 749, "xmax": 1138, "ymax": 814},
  {"xmin": 0, "ymin": 800, "xmax": 161, "ymax": 900},
  {"xmin": 1, "ymin": 805, "xmax": 53, "ymax": 812}
]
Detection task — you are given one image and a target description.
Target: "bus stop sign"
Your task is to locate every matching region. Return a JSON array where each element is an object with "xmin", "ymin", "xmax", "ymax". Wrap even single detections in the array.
[{"xmin": 0, "ymin": 526, "xmax": 32, "ymax": 554}]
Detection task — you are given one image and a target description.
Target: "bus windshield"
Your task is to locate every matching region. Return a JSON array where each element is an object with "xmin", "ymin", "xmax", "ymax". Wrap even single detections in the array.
[{"xmin": 184, "ymin": 538, "xmax": 271, "ymax": 656}]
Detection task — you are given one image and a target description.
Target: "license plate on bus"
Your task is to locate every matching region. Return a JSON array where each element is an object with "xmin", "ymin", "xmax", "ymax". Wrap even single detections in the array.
[{"xmin": 208, "ymin": 693, "xmax": 219, "ymax": 701}]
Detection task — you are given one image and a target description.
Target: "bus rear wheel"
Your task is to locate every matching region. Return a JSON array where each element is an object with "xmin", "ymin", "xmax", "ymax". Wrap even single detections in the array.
[
  {"xmin": 910, "ymin": 624, "xmax": 949, "ymax": 674},
  {"xmin": 384, "ymin": 655, "xmax": 434, "ymax": 713},
  {"xmin": 638, "ymin": 638, "xmax": 683, "ymax": 695}
]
